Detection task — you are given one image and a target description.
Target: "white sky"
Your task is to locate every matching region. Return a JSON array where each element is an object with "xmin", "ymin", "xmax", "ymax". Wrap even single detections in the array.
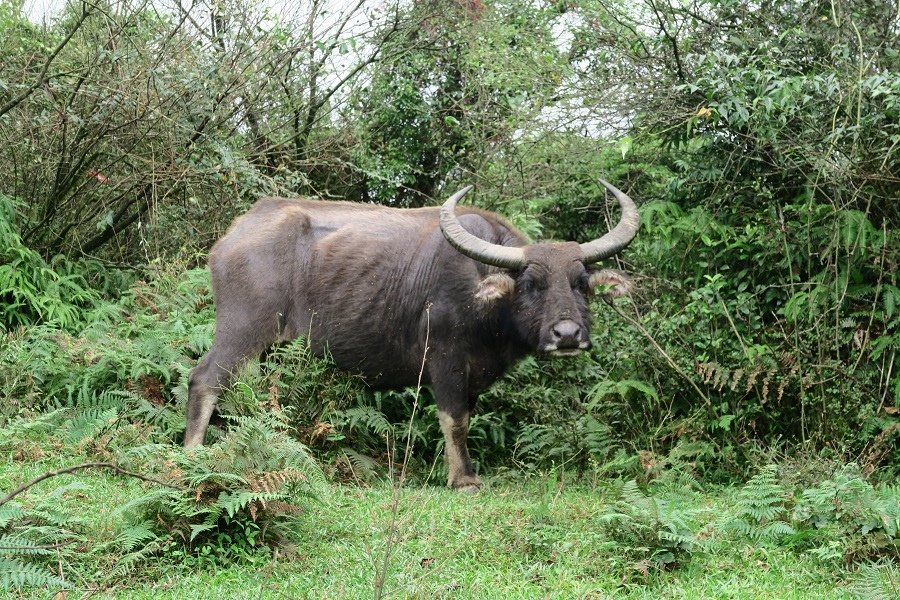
[{"xmin": 23, "ymin": 0, "xmax": 64, "ymax": 23}]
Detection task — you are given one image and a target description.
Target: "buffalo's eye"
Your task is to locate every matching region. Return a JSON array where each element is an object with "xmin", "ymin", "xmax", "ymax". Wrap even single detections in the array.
[
  {"xmin": 573, "ymin": 274, "xmax": 590, "ymax": 293},
  {"xmin": 520, "ymin": 277, "xmax": 547, "ymax": 293}
]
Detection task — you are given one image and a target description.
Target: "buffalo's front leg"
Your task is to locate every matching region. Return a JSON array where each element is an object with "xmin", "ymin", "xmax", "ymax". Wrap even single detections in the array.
[
  {"xmin": 430, "ymin": 360, "xmax": 482, "ymax": 492},
  {"xmin": 438, "ymin": 408, "xmax": 481, "ymax": 492},
  {"xmin": 185, "ymin": 307, "xmax": 277, "ymax": 448}
]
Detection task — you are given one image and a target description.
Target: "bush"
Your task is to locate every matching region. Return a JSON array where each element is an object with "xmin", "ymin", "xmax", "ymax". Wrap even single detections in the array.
[
  {"xmin": 791, "ymin": 464, "xmax": 900, "ymax": 563},
  {"xmin": 0, "ymin": 195, "xmax": 101, "ymax": 330},
  {"xmin": 598, "ymin": 479, "xmax": 702, "ymax": 579},
  {"xmin": 118, "ymin": 417, "xmax": 325, "ymax": 558}
]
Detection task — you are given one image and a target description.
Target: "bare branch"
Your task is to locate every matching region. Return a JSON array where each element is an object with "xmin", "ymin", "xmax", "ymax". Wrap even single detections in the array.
[
  {"xmin": 0, "ymin": 462, "xmax": 183, "ymax": 508},
  {"xmin": 0, "ymin": 2, "xmax": 96, "ymax": 119}
]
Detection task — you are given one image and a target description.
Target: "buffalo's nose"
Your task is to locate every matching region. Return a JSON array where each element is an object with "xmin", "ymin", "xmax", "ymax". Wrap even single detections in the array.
[{"xmin": 550, "ymin": 320, "xmax": 582, "ymax": 348}]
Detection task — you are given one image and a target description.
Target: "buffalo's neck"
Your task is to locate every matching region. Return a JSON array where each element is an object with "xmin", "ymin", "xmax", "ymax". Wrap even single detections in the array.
[{"xmin": 459, "ymin": 302, "xmax": 531, "ymax": 393}]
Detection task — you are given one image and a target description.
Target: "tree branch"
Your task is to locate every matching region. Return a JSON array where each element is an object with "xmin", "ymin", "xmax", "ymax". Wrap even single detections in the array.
[
  {"xmin": 648, "ymin": 0, "xmax": 686, "ymax": 82},
  {"xmin": 0, "ymin": 2, "xmax": 95, "ymax": 119},
  {"xmin": 0, "ymin": 462, "xmax": 183, "ymax": 508}
]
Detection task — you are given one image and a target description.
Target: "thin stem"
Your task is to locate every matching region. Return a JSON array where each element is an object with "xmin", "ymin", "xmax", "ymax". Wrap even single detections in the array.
[
  {"xmin": 610, "ymin": 301, "xmax": 711, "ymax": 406},
  {"xmin": 373, "ymin": 305, "xmax": 431, "ymax": 600},
  {"xmin": 1, "ymin": 462, "xmax": 183, "ymax": 508}
]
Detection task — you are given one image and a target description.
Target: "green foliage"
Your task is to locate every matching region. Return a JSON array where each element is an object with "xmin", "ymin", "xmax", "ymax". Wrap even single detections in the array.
[
  {"xmin": 0, "ymin": 195, "xmax": 100, "ymax": 329},
  {"xmin": 851, "ymin": 563, "xmax": 900, "ymax": 600},
  {"xmin": 728, "ymin": 465, "xmax": 795, "ymax": 542},
  {"xmin": 0, "ymin": 557, "xmax": 66, "ymax": 592},
  {"xmin": 0, "ymin": 264, "xmax": 213, "ymax": 418},
  {"xmin": 92, "ymin": 523, "xmax": 161, "ymax": 577},
  {"xmin": 2, "ymin": 0, "xmax": 897, "ymax": 479},
  {"xmin": 350, "ymin": 0, "xmax": 567, "ymax": 206},
  {"xmin": 723, "ymin": 463, "xmax": 899, "ymax": 563},
  {"xmin": 598, "ymin": 479, "xmax": 701, "ymax": 578},
  {"xmin": 791, "ymin": 464, "xmax": 900, "ymax": 562},
  {"xmin": 120, "ymin": 417, "xmax": 324, "ymax": 556},
  {"xmin": 1, "ymin": 396, "xmax": 327, "ymax": 590},
  {"xmin": 0, "ymin": 493, "xmax": 78, "ymax": 592},
  {"xmin": 516, "ymin": 413, "xmax": 613, "ymax": 468}
]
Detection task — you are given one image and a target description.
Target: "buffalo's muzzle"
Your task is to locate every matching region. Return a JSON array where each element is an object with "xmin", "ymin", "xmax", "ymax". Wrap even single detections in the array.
[
  {"xmin": 550, "ymin": 319, "xmax": 582, "ymax": 348},
  {"xmin": 543, "ymin": 319, "xmax": 590, "ymax": 356}
]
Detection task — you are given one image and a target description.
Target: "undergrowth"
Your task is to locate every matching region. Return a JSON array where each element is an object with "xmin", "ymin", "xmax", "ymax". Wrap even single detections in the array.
[{"xmin": 0, "ymin": 225, "xmax": 897, "ymax": 593}]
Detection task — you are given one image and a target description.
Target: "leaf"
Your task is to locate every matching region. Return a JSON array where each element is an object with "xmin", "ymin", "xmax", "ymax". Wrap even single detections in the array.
[
  {"xmin": 95, "ymin": 211, "xmax": 114, "ymax": 231},
  {"xmin": 715, "ymin": 414, "xmax": 736, "ymax": 431},
  {"xmin": 883, "ymin": 285, "xmax": 896, "ymax": 319},
  {"xmin": 188, "ymin": 523, "xmax": 216, "ymax": 542}
]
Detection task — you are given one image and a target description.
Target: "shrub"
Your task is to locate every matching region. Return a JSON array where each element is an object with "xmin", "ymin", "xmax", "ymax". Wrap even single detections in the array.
[
  {"xmin": 791, "ymin": 464, "xmax": 900, "ymax": 562},
  {"xmin": 0, "ymin": 195, "xmax": 101, "ymax": 330},
  {"xmin": 598, "ymin": 479, "xmax": 701, "ymax": 579},
  {"xmin": 119, "ymin": 417, "xmax": 325, "ymax": 555}
]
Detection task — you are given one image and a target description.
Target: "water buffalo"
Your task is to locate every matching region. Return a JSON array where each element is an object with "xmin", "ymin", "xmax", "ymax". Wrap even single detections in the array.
[{"xmin": 185, "ymin": 180, "xmax": 640, "ymax": 492}]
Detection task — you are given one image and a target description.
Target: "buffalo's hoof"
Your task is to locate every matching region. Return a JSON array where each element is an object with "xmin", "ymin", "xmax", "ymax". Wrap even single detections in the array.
[{"xmin": 450, "ymin": 475, "xmax": 483, "ymax": 494}]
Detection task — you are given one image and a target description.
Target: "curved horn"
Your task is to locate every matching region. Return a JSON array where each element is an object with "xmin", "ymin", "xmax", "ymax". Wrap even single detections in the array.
[
  {"xmin": 440, "ymin": 186, "xmax": 526, "ymax": 270},
  {"xmin": 579, "ymin": 179, "xmax": 641, "ymax": 263}
]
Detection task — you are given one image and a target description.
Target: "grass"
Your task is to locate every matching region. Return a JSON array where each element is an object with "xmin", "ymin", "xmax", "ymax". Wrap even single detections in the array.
[{"xmin": 1, "ymin": 439, "xmax": 884, "ymax": 600}]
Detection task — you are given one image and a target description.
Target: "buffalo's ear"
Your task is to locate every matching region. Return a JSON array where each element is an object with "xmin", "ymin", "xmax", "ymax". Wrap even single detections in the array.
[
  {"xmin": 588, "ymin": 268, "xmax": 634, "ymax": 299},
  {"xmin": 475, "ymin": 273, "xmax": 516, "ymax": 303}
]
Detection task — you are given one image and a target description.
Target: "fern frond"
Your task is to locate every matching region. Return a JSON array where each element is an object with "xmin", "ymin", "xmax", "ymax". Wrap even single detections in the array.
[
  {"xmin": 112, "ymin": 524, "xmax": 158, "ymax": 553},
  {"xmin": 727, "ymin": 465, "xmax": 792, "ymax": 542},
  {"xmin": 0, "ymin": 534, "xmax": 68, "ymax": 556},
  {"xmin": 0, "ymin": 556, "xmax": 66, "ymax": 590},
  {"xmin": 341, "ymin": 448, "xmax": 380, "ymax": 482},
  {"xmin": 0, "ymin": 505, "xmax": 24, "ymax": 528},
  {"xmin": 0, "ymin": 409, "xmax": 68, "ymax": 449},
  {"xmin": 852, "ymin": 563, "xmax": 900, "ymax": 600}
]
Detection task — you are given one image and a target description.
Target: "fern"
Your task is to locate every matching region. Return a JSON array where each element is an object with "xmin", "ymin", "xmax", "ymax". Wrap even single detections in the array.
[
  {"xmin": 0, "ymin": 409, "xmax": 67, "ymax": 452},
  {"xmin": 0, "ymin": 557, "xmax": 66, "ymax": 591},
  {"xmin": 851, "ymin": 563, "xmax": 900, "ymax": 600},
  {"xmin": 339, "ymin": 448, "xmax": 381, "ymax": 483},
  {"xmin": 0, "ymin": 506, "xmax": 24, "ymax": 529},
  {"xmin": 516, "ymin": 413, "xmax": 615, "ymax": 471},
  {"xmin": 111, "ymin": 523, "xmax": 158, "ymax": 554},
  {"xmin": 0, "ymin": 534, "xmax": 62, "ymax": 557},
  {"xmin": 119, "ymin": 415, "xmax": 325, "ymax": 554},
  {"xmin": 66, "ymin": 391, "xmax": 122, "ymax": 445},
  {"xmin": 598, "ymin": 479, "xmax": 702, "ymax": 578},
  {"xmin": 587, "ymin": 378, "xmax": 659, "ymax": 406},
  {"xmin": 0, "ymin": 491, "xmax": 82, "ymax": 592},
  {"xmin": 728, "ymin": 465, "xmax": 794, "ymax": 542},
  {"xmin": 337, "ymin": 405, "xmax": 394, "ymax": 438},
  {"xmin": 791, "ymin": 464, "xmax": 900, "ymax": 562}
]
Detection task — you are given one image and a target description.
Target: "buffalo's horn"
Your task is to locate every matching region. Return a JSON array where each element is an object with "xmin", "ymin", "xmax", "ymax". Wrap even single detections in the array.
[
  {"xmin": 440, "ymin": 186, "xmax": 527, "ymax": 270},
  {"xmin": 579, "ymin": 179, "xmax": 641, "ymax": 263}
]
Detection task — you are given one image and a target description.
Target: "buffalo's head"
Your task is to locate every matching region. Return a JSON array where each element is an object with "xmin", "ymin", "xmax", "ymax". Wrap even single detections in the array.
[{"xmin": 439, "ymin": 180, "xmax": 639, "ymax": 356}]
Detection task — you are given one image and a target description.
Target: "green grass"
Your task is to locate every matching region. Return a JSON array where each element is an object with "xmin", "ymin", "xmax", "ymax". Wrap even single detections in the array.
[{"xmin": 2, "ymin": 441, "xmax": 885, "ymax": 600}]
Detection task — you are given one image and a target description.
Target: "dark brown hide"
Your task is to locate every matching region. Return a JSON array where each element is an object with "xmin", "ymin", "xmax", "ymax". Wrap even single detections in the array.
[{"xmin": 185, "ymin": 195, "xmax": 635, "ymax": 491}]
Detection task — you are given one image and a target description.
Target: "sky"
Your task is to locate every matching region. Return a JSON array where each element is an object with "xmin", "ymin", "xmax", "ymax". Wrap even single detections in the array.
[{"xmin": 23, "ymin": 0, "xmax": 64, "ymax": 23}]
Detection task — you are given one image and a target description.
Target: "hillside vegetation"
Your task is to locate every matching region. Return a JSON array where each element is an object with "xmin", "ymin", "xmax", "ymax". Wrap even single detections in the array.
[{"xmin": 1, "ymin": 0, "xmax": 898, "ymax": 596}]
